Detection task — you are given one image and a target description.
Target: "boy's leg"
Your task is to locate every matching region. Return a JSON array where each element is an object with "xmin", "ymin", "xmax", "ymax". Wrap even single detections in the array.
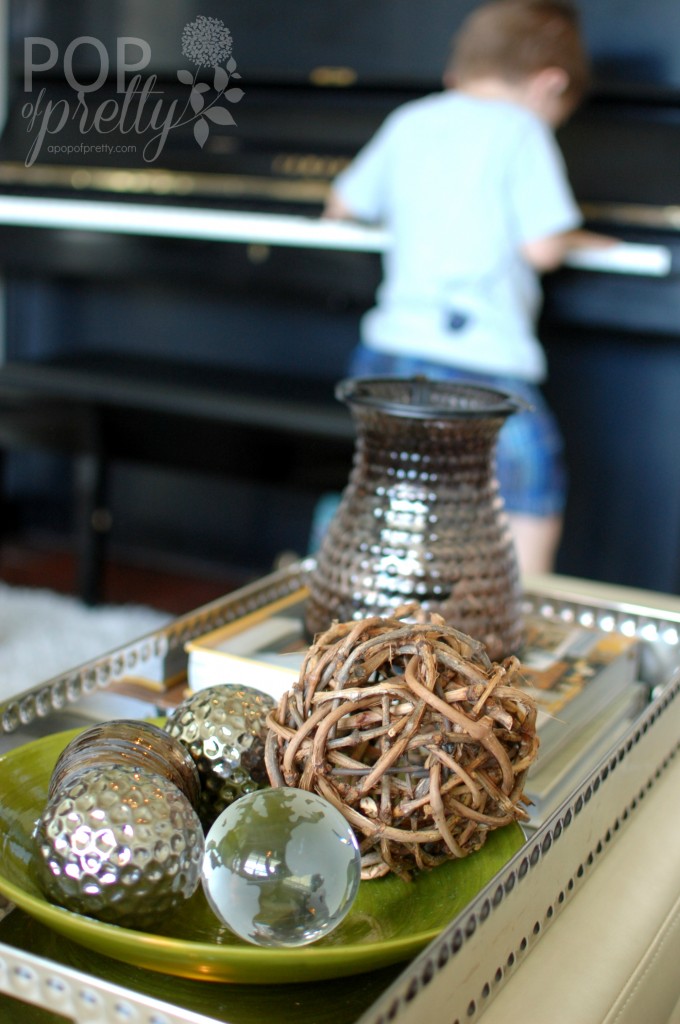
[
  {"xmin": 492, "ymin": 381, "xmax": 567, "ymax": 577},
  {"xmin": 507, "ymin": 512, "xmax": 563, "ymax": 576}
]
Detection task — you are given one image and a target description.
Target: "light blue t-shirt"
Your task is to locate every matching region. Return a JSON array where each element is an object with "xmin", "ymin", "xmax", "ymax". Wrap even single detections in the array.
[{"xmin": 333, "ymin": 92, "xmax": 581, "ymax": 382}]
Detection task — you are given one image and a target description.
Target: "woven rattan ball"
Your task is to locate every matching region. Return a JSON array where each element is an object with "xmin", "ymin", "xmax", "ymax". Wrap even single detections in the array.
[{"xmin": 265, "ymin": 609, "xmax": 539, "ymax": 880}]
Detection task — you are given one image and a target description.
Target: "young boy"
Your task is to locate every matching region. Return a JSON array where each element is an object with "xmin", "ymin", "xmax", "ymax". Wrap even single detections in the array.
[{"xmin": 324, "ymin": 0, "xmax": 611, "ymax": 575}]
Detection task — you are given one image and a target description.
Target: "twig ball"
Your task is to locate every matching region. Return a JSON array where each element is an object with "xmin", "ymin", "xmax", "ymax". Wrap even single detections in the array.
[{"xmin": 265, "ymin": 610, "xmax": 539, "ymax": 880}]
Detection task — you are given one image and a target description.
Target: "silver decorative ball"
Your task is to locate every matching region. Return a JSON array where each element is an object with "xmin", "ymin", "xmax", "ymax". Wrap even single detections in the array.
[
  {"xmin": 48, "ymin": 719, "xmax": 201, "ymax": 811},
  {"xmin": 33, "ymin": 764, "xmax": 204, "ymax": 928},
  {"xmin": 163, "ymin": 685, "xmax": 275, "ymax": 828}
]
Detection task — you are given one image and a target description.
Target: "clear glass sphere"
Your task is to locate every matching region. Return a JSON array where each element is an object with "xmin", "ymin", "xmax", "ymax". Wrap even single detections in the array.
[{"xmin": 201, "ymin": 787, "xmax": 361, "ymax": 947}]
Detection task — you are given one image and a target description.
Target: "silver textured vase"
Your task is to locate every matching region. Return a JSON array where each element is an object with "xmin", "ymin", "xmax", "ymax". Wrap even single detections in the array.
[{"xmin": 305, "ymin": 376, "xmax": 525, "ymax": 659}]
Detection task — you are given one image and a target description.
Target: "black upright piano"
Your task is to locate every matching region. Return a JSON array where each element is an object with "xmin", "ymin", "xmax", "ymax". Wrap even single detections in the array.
[{"xmin": 1, "ymin": 0, "xmax": 680, "ymax": 595}]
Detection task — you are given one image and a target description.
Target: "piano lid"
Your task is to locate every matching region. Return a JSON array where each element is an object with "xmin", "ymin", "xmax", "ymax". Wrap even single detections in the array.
[
  {"xmin": 9, "ymin": 0, "xmax": 680, "ymax": 94},
  {"xmin": 9, "ymin": 0, "xmax": 457, "ymax": 92}
]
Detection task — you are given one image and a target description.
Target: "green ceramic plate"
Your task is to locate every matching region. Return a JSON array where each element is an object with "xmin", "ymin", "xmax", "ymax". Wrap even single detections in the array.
[{"xmin": 0, "ymin": 727, "xmax": 525, "ymax": 985}]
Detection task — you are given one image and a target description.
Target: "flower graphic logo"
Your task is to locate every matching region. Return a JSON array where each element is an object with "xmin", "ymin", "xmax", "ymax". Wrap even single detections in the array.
[
  {"xmin": 177, "ymin": 16, "xmax": 243, "ymax": 149},
  {"xmin": 181, "ymin": 15, "xmax": 233, "ymax": 68}
]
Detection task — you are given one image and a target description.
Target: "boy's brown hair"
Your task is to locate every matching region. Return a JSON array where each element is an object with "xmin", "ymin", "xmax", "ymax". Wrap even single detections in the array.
[{"xmin": 447, "ymin": 0, "xmax": 590, "ymax": 108}]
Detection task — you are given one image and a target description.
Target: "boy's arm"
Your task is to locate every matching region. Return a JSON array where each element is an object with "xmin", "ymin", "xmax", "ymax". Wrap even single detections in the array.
[
  {"xmin": 321, "ymin": 109, "xmax": 398, "ymax": 223},
  {"xmin": 521, "ymin": 228, "xmax": 617, "ymax": 273}
]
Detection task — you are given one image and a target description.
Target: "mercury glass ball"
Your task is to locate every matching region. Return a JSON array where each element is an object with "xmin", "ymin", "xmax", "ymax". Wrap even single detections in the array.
[
  {"xmin": 201, "ymin": 787, "xmax": 362, "ymax": 947},
  {"xmin": 48, "ymin": 719, "xmax": 201, "ymax": 811},
  {"xmin": 33, "ymin": 763, "xmax": 204, "ymax": 928},
  {"xmin": 163, "ymin": 685, "xmax": 275, "ymax": 828}
]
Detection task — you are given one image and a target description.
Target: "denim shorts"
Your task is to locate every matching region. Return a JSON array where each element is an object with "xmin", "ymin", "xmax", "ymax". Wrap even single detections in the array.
[{"xmin": 346, "ymin": 346, "xmax": 567, "ymax": 518}]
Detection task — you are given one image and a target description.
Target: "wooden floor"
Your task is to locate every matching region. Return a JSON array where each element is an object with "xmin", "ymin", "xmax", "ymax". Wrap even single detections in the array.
[{"xmin": 0, "ymin": 533, "xmax": 251, "ymax": 616}]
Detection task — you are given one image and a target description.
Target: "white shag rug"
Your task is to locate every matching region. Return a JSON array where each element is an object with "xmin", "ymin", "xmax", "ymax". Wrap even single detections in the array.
[{"xmin": 0, "ymin": 581, "xmax": 171, "ymax": 702}]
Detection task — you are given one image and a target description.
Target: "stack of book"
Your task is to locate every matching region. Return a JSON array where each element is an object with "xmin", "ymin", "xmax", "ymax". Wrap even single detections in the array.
[
  {"xmin": 185, "ymin": 589, "xmax": 307, "ymax": 701},
  {"xmin": 517, "ymin": 617, "xmax": 644, "ymax": 827}
]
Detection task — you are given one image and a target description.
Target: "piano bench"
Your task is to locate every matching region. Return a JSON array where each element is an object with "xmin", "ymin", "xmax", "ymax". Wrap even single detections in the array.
[{"xmin": 0, "ymin": 354, "xmax": 355, "ymax": 604}]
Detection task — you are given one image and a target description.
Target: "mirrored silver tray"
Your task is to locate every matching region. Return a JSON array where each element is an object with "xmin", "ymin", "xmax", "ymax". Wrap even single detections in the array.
[{"xmin": 1, "ymin": 561, "xmax": 679, "ymax": 1024}]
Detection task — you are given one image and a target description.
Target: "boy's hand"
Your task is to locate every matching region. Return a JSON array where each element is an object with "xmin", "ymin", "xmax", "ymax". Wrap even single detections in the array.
[
  {"xmin": 521, "ymin": 228, "xmax": 617, "ymax": 272},
  {"xmin": 563, "ymin": 229, "xmax": 619, "ymax": 250},
  {"xmin": 322, "ymin": 190, "xmax": 356, "ymax": 220}
]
